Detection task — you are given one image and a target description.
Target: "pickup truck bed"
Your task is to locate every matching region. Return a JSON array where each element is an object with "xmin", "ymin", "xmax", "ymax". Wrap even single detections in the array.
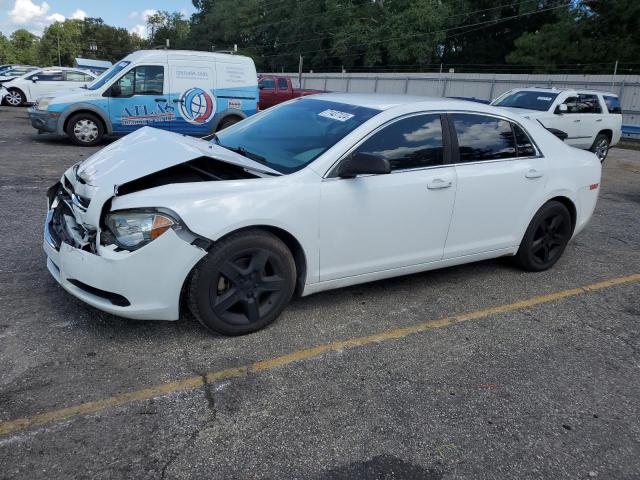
[{"xmin": 258, "ymin": 75, "xmax": 325, "ymax": 109}]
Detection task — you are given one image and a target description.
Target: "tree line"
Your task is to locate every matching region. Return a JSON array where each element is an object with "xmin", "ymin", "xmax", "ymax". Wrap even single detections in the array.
[{"xmin": 1, "ymin": 0, "xmax": 638, "ymax": 74}]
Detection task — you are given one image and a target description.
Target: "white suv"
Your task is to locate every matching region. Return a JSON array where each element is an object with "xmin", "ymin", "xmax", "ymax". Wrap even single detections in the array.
[{"xmin": 492, "ymin": 88, "xmax": 622, "ymax": 162}]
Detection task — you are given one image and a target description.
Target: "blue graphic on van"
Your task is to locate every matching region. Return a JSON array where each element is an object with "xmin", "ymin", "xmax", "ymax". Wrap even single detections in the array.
[
  {"xmin": 178, "ymin": 88, "xmax": 216, "ymax": 125},
  {"xmin": 121, "ymin": 104, "xmax": 175, "ymax": 126}
]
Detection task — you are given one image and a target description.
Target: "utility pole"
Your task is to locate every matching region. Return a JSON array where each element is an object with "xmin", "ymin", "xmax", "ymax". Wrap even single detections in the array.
[
  {"xmin": 57, "ymin": 32, "xmax": 61, "ymax": 66},
  {"xmin": 611, "ymin": 60, "xmax": 618, "ymax": 89},
  {"xmin": 298, "ymin": 55, "xmax": 303, "ymax": 88}
]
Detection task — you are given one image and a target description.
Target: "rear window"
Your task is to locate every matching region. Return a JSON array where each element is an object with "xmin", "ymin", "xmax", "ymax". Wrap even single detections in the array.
[
  {"xmin": 603, "ymin": 95, "xmax": 622, "ymax": 114},
  {"xmin": 493, "ymin": 91, "xmax": 559, "ymax": 112}
]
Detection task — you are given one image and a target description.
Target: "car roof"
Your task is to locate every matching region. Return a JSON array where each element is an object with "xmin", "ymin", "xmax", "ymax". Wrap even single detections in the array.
[
  {"xmin": 507, "ymin": 87, "xmax": 617, "ymax": 97},
  {"xmin": 122, "ymin": 49, "xmax": 254, "ymax": 65},
  {"xmin": 303, "ymin": 92, "xmax": 507, "ymax": 114}
]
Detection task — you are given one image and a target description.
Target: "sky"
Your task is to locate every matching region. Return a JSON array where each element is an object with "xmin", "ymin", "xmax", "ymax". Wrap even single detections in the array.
[{"xmin": 0, "ymin": 0, "xmax": 197, "ymax": 37}]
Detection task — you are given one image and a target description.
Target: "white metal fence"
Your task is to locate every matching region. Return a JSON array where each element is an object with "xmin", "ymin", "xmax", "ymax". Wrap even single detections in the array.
[{"xmin": 268, "ymin": 72, "xmax": 640, "ymax": 129}]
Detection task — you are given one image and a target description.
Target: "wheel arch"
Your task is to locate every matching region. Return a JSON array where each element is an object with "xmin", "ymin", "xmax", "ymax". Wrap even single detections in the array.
[
  {"xmin": 212, "ymin": 108, "xmax": 246, "ymax": 132},
  {"xmin": 548, "ymin": 195, "xmax": 577, "ymax": 233},
  {"xmin": 5, "ymin": 86, "xmax": 26, "ymax": 104},
  {"xmin": 596, "ymin": 129, "xmax": 613, "ymax": 143},
  {"xmin": 59, "ymin": 104, "xmax": 113, "ymax": 136}
]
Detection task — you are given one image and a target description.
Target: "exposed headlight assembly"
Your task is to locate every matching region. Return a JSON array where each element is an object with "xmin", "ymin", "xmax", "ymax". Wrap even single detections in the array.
[{"xmin": 103, "ymin": 210, "xmax": 178, "ymax": 250}]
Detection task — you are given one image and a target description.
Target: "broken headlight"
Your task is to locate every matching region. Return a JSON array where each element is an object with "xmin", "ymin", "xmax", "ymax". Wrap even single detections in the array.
[{"xmin": 104, "ymin": 210, "xmax": 177, "ymax": 250}]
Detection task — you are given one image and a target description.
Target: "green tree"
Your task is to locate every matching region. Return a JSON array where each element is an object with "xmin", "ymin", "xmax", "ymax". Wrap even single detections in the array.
[
  {"xmin": 0, "ymin": 33, "xmax": 18, "ymax": 64},
  {"xmin": 147, "ymin": 11, "xmax": 191, "ymax": 49},
  {"xmin": 9, "ymin": 29, "xmax": 39, "ymax": 64},
  {"xmin": 38, "ymin": 20, "xmax": 83, "ymax": 66}
]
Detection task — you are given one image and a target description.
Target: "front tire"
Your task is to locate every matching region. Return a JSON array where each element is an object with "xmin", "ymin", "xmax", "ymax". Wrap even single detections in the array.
[
  {"xmin": 515, "ymin": 201, "xmax": 573, "ymax": 271},
  {"xmin": 590, "ymin": 133, "xmax": 610, "ymax": 163},
  {"xmin": 188, "ymin": 230, "xmax": 296, "ymax": 335},
  {"xmin": 4, "ymin": 89, "xmax": 25, "ymax": 106},
  {"xmin": 66, "ymin": 113, "xmax": 105, "ymax": 146}
]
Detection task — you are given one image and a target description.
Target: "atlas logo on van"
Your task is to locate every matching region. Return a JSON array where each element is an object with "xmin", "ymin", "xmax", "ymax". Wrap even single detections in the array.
[
  {"xmin": 178, "ymin": 87, "xmax": 216, "ymax": 125},
  {"xmin": 121, "ymin": 104, "xmax": 175, "ymax": 126}
]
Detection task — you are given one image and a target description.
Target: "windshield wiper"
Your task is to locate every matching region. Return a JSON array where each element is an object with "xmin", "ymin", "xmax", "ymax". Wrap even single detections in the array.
[{"xmin": 223, "ymin": 145, "xmax": 268, "ymax": 165}]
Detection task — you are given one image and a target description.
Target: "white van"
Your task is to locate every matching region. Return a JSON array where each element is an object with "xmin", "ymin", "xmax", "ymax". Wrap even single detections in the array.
[{"xmin": 27, "ymin": 50, "xmax": 259, "ymax": 146}]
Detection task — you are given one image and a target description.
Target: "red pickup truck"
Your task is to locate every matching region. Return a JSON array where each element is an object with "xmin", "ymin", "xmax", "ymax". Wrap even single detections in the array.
[{"xmin": 258, "ymin": 75, "xmax": 325, "ymax": 110}]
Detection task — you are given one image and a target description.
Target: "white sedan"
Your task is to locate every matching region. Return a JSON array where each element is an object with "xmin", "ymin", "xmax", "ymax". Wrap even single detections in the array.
[{"xmin": 44, "ymin": 94, "xmax": 601, "ymax": 335}]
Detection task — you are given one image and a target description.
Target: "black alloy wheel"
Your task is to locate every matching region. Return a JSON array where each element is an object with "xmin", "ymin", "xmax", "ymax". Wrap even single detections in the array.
[
  {"xmin": 515, "ymin": 201, "xmax": 573, "ymax": 271},
  {"xmin": 188, "ymin": 230, "xmax": 296, "ymax": 335}
]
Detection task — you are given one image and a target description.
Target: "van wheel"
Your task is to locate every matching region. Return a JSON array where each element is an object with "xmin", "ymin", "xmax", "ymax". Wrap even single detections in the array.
[
  {"xmin": 188, "ymin": 230, "xmax": 296, "ymax": 335},
  {"xmin": 66, "ymin": 113, "xmax": 104, "ymax": 146},
  {"xmin": 515, "ymin": 201, "xmax": 572, "ymax": 272},
  {"xmin": 590, "ymin": 133, "xmax": 610, "ymax": 163},
  {"xmin": 216, "ymin": 116, "xmax": 241, "ymax": 131},
  {"xmin": 4, "ymin": 89, "xmax": 25, "ymax": 106}
]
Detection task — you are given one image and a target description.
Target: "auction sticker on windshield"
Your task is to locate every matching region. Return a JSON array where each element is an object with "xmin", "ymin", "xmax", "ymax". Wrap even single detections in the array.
[{"xmin": 319, "ymin": 109, "xmax": 355, "ymax": 122}]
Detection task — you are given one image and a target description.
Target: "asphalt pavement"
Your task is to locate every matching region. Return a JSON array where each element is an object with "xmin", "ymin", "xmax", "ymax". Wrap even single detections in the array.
[{"xmin": 0, "ymin": 106, "xmax": 639, "ymax": 479}]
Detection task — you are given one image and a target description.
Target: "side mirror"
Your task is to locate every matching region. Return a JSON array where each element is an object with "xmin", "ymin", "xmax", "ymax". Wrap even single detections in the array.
[
  {"xmin": 31, "ymin": 76, "xmax": 39, "ymax": 83},
  {"xmin": 337, "ymin": 152, "xmax": 391, "ymax": 178},
  {"xmin": 110, "ymin": 83, "xmax": 122, "ymax": 97},
  {"xmin": 555, "ymin": 103, "xmax": 568, "ymax": 114}
]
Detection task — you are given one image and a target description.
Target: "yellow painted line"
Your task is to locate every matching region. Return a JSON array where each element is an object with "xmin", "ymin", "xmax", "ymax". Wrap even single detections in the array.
[{"xmin": 1, "ymin": 273, "xmax": 639, "ymax": 437}]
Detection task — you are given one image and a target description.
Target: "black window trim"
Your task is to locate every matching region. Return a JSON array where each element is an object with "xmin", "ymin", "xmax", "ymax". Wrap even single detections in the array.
[
  {"xmin": 445, "ymin": 111, "xmax": 543, "ymax": 165},
  {"xmin": 325, "ymin": 111, "xmax": 453, "ymax": 179},
  {"xmin": 324, "ymin": 109, "xmax": 543, "ymax": 179}
]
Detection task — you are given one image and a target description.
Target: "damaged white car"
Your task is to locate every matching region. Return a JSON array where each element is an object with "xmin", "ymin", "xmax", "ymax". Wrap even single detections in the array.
[{"xmin": 44, "ymin": 94, "xmax": 601, "ymax": 335}]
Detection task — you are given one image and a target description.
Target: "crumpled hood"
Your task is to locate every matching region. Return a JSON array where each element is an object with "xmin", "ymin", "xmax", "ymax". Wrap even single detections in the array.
[
  {"xmin": 66, "ymin": 126, "xmax": 280, "ymax": 227},
  {"xmin": 75, "ymin": 126, "xmax": 280, "ymax": 188}
]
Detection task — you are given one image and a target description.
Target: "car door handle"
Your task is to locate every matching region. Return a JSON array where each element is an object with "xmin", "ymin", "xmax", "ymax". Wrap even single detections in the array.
[
  {"xmin": 427, "ymin": 179, "xmax": 453, "ymax": 190},
  {"xmin": 525, "ymin": 169, "xmax": 544, "ymax": 179},
  {"xmin": 155, "ymin": 98, "xmax": 167, "ymax": 102},
  {"xmin": 596, "ymin": 118, "xmax": 603, "ymax": 122},
  {"xmin": 573, "ymin": 119, "xmax": 581, "ymax": 123}
]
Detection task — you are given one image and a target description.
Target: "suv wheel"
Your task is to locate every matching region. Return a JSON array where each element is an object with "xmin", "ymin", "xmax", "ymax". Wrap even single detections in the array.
[
  {"xmin": 590, "ymin": 133, "xmax": 610, "ymax": 163},
  {"xmin": 66, "ymin": 113, "xmax": 105, "ymax": 146},
  {"xmin": 515, "ymin": 201, "xmax": 573, "ymax": 271},
  {"xmin": 188, "ymin": 230, "xmax": 296, "ymax": 335},
  {"xmin": 4, "ymin": 89, "xmax": 25, "ymax": 106}
]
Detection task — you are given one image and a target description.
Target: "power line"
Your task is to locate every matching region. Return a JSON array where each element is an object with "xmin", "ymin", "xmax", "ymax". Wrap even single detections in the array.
[{"xmin": 260, "ymin": 2, "xmax": 572, "ymax": 59}]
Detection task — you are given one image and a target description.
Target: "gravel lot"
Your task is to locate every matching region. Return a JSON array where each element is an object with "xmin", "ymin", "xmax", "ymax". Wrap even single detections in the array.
[{"xmin": 0, "ymin": 105, "xmax": 639, "ymax": 480}]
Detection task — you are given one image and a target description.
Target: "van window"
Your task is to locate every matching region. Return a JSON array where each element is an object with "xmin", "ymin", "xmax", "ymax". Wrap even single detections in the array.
[
  {"xmin": 86, "ymin": 60, "xmax": 130, "ymax": 91},
  {"xmin": 115, "ymin": 66, "xmax": 164, "ymax": 96}
]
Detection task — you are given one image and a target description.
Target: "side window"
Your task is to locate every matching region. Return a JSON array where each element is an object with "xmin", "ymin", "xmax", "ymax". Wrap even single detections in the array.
[
  {"xmin": 277, "ymin": 78, "xmax": 288, "ymax": 90},
  {"xmin": 513, "ymin": 123, "xmax": 536, "ymax": 157},
  {"xmin": 36, "ymin": 70, "xmax": 64, "ymax": 81},
  {"xmin": 114, "ymin": 66, "xmax": 164, "ymax": 96},
  {"xmin": 259, "ymin": 77, "xmax": 275, "ymax": 90},
  {"xmin": 603, "ymin": 95, "xmax": 622, "ymax": 114},
  {"xmin": 452, "ymin": 114, "xmax": 516, "ymax": 162},
  {"xmin": 353, "ymin": 114, "xmax": 444, "ymax": 171},
  {"xmin": 577, "ymin": 94, "xmax": 602, "ymax": 114},
  {"xmin": 561, "ymin": 96, "xmax": 580, "ymax": 113},
  {"xmin": 65, "ymin": 71, "xmax": 89, "ymax": 82}
]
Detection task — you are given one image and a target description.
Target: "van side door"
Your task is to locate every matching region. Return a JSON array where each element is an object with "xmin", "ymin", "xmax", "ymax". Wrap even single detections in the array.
[
  {"xmin": 168, "ymin": 60, "xmax": 216, "ymax": 135},
  {"xmin": 106, "ymin": 64, "xmax": 171, "ymax": 135}
]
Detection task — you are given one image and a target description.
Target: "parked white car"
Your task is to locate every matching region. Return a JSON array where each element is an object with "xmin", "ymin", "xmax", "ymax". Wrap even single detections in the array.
[
  {"xmin": 492, "ymin": 88, "xmax": 622, "ymax": 162},
  {"xmin": 44, "ymin": 94, "xmax": 601, "ymax": 335},
  {"xmin": 0, "ymin": 67, "xmax": 96, "ymax": 106}
]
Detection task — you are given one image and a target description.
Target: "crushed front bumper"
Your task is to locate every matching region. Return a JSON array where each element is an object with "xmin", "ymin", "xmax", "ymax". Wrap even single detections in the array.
[
  {"xmin": 43, "ymin": 184, "xmax": 207, "ymax": 321},
  {"xmin": 29, "ymin": 107, "xmax": 60, "ymax": 134}
]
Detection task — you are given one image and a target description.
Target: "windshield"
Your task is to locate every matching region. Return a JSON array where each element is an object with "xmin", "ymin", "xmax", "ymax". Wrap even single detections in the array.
[
  {"xmin": 86, "ymin": 60, "xmax": 131, "ymax": 91},
  {"xmin": 216, "ymin": 98, "xmax": 381, "ymax": 174},
  {"xmin": 493, "ymin": 91, "xmax": 559, "ymax": 111}
]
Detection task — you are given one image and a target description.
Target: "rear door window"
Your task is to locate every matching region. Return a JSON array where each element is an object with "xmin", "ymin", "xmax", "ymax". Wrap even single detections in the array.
[
  {"xmin": 603, "ymin": 95, "xmax": 622, "ymax": 114},
  {"xmin": 451, "ymin": 114, "xmax": 516, "ymax": 162},
  {"xmin": 277, "ymin": 78, "xmax": 288, "ymax": 90}
]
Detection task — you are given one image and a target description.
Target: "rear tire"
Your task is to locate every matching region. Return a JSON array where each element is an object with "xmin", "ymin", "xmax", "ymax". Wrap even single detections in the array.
[
  {"xmin": 4, "ymin": 89, "xmax": 25, "ymax": 107},
  {"xmin": 590, "ymin": 133, "xmax": 610, "ymax": 163},
  {"xmin": 188, "ymin": 230, "xmax": 296, "ymax": 335},
  {"xmin": 215, "ymin": 116, "xmax": 241, "ymax": 131},
  {"xmin": 66, "ymin": 113, "xmax": 105, "ymax": 146},
  {"xmin": 515, "ymin": 201, "xmax": 573, "ymax": 272}
]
